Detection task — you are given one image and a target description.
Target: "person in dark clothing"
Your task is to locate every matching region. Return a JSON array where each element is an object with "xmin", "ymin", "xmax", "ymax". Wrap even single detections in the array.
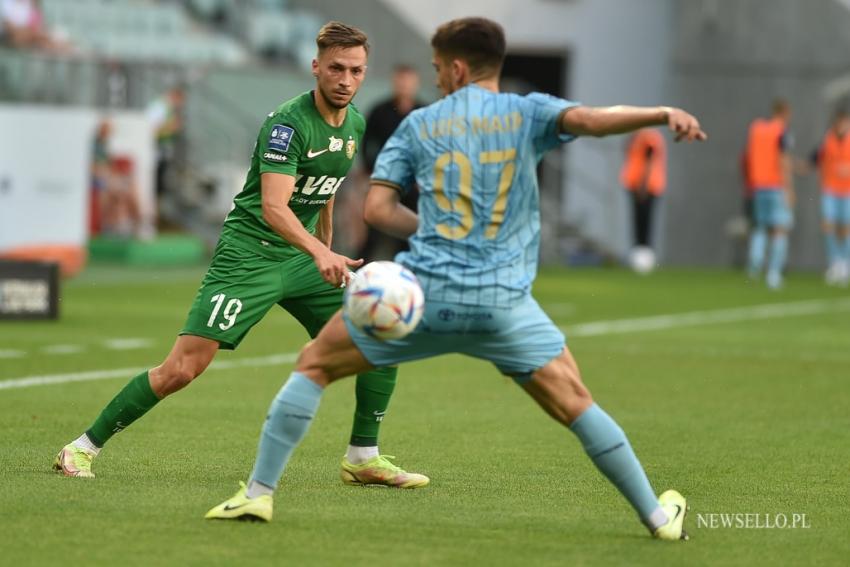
[
  {"xmin": 620, "ymin": 128, "xmax": 667, "ymax": 273},
  {"xmin": 359, "ymin": 65, "xmax": 424, "ymax": 260}
]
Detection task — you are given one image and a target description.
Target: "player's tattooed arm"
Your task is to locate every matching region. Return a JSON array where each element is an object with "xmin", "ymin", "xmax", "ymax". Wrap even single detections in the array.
[
  {"xmin": 261, "ymin": 173, "xmax": 361, "ymax": 286},
  {"xmin": 561, "ymin": 105, "xmax": 707, "ymax": 142},
  {"xmin": 365, "ymin": 183, "xmax": 418, "ymax": 239}
]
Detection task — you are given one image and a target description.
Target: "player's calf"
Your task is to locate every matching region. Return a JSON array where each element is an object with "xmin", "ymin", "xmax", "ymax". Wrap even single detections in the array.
[
  {"xmin": 149, "ymin": 335, "xmax": 218, "ymax": 396},
  {"xmin": 149, "ymin": 363, "xmax": 201, "ymax": 396},
  {"xmin": 523, "ymin": 350, "xmax": 593, "ymax": 426}
]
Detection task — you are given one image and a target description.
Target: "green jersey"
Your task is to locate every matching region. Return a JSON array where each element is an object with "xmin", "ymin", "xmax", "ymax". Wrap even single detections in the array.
[{"xmin": 220, "ymin": 91, "xmax": 365, "ymax": 260}]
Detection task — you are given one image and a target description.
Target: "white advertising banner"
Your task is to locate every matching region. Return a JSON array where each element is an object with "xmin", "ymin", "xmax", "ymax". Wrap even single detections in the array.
[
  {"xmin": 0, "ymin": 105, "xmax": 155, "ymax": 251},
  {"xmin": 0, "ymin": 106, "xmax": 96, "ymax": 250}
]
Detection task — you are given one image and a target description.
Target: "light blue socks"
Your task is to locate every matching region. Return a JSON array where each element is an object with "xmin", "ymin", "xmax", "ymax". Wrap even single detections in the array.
[
  {"xmin": 767, "ymin": 233, "xmax": 788, "ymax": 281},
  {"xmin": 825, "ymin": 233, "xmax": 840, "ymax": 266},
  {"xmin": 748, "ymin": 227, "xmax": 767, "ymax": 274},
  {"xmin": 570, "ymin": 404, "xmax": 664, "ymax": 527},
  {"xmin": 840, "ymin": 234, "xmax": 850, "ymax": 263},
  {"xmin": 249, "ymin": 372, "xmax": 323, "ymax": 490}
]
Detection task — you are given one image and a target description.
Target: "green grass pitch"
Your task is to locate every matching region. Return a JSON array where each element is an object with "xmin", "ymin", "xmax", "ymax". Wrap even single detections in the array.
[{"xmin": 1, "ymin": 265, "xmax": 848, "ymax": 566}]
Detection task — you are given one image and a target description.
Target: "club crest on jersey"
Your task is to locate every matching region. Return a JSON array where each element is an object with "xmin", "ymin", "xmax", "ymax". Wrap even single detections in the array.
[
  {"xmin": 329, "ymin": 136, "xmax": 344, "ymax": 152},
  {"xmin": 346, "ymin": 139, "xmax": 356, "ymax": 159},
  {"xmin": 268, "ymin": 124, "xmax": 295, "ymax": 153}
]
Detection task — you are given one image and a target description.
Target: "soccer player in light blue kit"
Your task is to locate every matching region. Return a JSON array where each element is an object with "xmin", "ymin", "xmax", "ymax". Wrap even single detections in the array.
[{"xmin": 208, "ymin": 17, "xmax": 707, "ymax": 540}]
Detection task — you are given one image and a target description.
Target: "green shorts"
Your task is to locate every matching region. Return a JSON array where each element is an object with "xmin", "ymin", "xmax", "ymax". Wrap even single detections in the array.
[{"xmin": 181, "ymin": 241, "xmax": 343, "ymax": 349}]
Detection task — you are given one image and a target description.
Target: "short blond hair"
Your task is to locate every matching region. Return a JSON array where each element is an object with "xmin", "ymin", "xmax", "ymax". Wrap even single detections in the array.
[{"xmin": 316, "ymin": 21, "xmax": 370, "ymax": 55}]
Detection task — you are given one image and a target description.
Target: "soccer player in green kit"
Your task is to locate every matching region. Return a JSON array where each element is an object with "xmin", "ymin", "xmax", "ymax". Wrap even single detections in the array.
[{"xmin": 53, "ymin": 21, "xmax": 428, "ymax": 489}]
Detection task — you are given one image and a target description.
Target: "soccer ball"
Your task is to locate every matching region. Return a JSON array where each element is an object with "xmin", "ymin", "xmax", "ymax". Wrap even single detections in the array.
[
  {"xmin": 344, "ymin": 261, "xmax": 425, "ymax": 340},
  {"xmin": 629, "ymin": 246, "xmax": 657, "ymax": 275}
]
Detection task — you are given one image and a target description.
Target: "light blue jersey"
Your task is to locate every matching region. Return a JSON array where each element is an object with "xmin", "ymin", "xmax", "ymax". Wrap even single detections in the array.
[{"xmin": 371, "ymin": 84, "xmax": 578, "ymax": 307}]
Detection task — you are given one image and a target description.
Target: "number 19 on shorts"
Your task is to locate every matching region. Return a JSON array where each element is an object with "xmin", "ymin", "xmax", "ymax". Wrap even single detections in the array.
[{"xmin": 207, "ymin": 293, "xmax": 242, "ymax": 330}]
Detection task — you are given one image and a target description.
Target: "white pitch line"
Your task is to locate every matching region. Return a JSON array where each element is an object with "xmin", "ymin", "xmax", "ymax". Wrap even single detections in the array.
[
  {"xmin": 0, "ymin": 353, "xmax": 298, "ymax": 391},
  {"xmin": 566, "ymin": 297, "xmax": 850, "ymax": 337},
  {"xmin": 41, "ymin": 344, "xmax": 86, "ymax": 355},
  {"xmin": 103, "ymin": 338, "xmax": 155, "ymax": 350},
  {"xmin": 1, "ymin": 298, "xmax": 849, "ymax": 392},
  {"xmin": 0, "ymin": 350, "xmax": 26, "ymax": 359}
]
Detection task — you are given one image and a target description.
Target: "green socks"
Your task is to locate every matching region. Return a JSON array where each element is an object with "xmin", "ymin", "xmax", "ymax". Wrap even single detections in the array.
[
  {"xmin": 84, "ymin": 365, "xmax": 396, "ymax": 449},
  {"xmin": 349, "ymin": 366, "xmax": 398, "ymax": 446},
  {"xmin": 86, "ymin": 371, "xmax": 160, "ymax": 447}
]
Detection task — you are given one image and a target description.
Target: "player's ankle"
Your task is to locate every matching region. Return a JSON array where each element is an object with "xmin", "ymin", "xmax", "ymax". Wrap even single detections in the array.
[
  {"xmin": 73, "ymin": 433, "xmax": 101, "ymax": 455},
  {"xmin": 246, "ymin": 480, "xmax": 274, "ymax": 499},
  {"xmin": 346, "ymin": 444, "xmax": 379, "ymax": 464}
]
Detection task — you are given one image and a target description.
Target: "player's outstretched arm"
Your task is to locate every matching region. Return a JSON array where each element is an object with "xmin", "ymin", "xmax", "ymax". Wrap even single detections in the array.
[
  {"xmin": 364, "ymin": 183, "xmax": 418, "ymax": 239},
  {"xmin": 562, "ymin": 105, "xmax": 707, "ymax": 142},
  {"xmin": 261, "ymin": 173, "xmax": 362, "ymax": 286}
]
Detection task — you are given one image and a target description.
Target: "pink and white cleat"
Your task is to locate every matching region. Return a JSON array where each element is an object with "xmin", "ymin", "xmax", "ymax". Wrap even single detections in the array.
[{"xmin": 340, "ymin": 455, "xmax": 429, "ymax": 488}]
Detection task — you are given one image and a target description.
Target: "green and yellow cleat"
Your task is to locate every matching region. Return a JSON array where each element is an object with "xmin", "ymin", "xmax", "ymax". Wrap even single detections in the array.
[
  {"xmin": 340, "ymin": 455, "xmax": 430, "ymax": 489},
  {"xmin": 653, "ymin": 489, "xmax": 689, "ymax": 541},
  {"xmin": 205, "ymin": 482, "xmax": 273, "ymax": 522},
  {"xmin": 53, "ymin": 444, "xmax": 96, "ymax": 478}
]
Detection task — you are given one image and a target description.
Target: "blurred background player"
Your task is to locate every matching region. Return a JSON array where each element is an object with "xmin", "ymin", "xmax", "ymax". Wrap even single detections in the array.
[
  {"xmin": 89, "ymin": 118, "xmax": 112, "ymax": 236},
  {"xmin": 206, "ymin": 16, "xmax": 706, "ymax": 541},
  {"xmin": 101, "ymin": 155, "xmax": 143, "ymax": 238},
  {"xmin": 620, "ymin": 128, "xmax": 667, "ymax": 273},
  {"xmin": 745, "ymin": 99, "xmax": 795, "ymax": 289},
  {"xmin": 90, "ymin": 119, "xmax": 144, "ymax": 238},
  {"xmin": 358, "ymin": 64, "xmax": 424, "ymax": 260},
  {"xmin": 53, "ymin": 21, "xmax": 427, "ymax": 489},
  {"xmin": 147, "ymin": 86, "xmax": 186, "ymax": 226},
  {"xmin": 810, "ymin": 108, "xmax": 850, "ymax": 285}
]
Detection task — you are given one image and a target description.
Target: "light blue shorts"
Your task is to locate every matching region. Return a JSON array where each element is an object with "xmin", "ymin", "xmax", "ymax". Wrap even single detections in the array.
[
  {"xmin": 821, "ymin": 193, "xmax": 850, "ymax": 225},
  {"xmin": 753, "ymin": 188, "xmax": 793, "ymax": 228},
  {"xmin": 344, "ymin": 295, "xmax": 565, "ymax": 383}
]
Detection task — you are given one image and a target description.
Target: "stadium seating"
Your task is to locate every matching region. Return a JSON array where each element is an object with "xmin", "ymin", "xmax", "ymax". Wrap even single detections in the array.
[
  {"xmin": 37, "ymin": 0, "xmax": 325, "ymax": 71},
  {"xmin": 41, "ymin": 0, "xmax": 248, "ymax": 65}
]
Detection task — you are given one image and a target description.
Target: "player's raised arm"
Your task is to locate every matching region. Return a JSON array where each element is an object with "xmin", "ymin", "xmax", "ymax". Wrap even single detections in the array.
[
  {"xmin": 562, "ymin": 105, "xmax": 707, "ymax": 142},
  {"xmin": 261, "ymin": 173, "xmax": 362, "ymax": 285},
  {"xmin": 364, "ymin": 183, "xmax": 419, "ymax": 239}
]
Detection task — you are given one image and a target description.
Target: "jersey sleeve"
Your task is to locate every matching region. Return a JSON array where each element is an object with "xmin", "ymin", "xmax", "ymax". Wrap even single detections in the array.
[
  {"xmin": 257, "ymin": 113, "xmax": 304, "ymax": 176},
  {"xmin": 371, "ymin": 116, "xmax": 416, "ymax": 195},
  {"xmin": 525, "ymin": 92, "xmax": 580, "ymax": 155}
]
